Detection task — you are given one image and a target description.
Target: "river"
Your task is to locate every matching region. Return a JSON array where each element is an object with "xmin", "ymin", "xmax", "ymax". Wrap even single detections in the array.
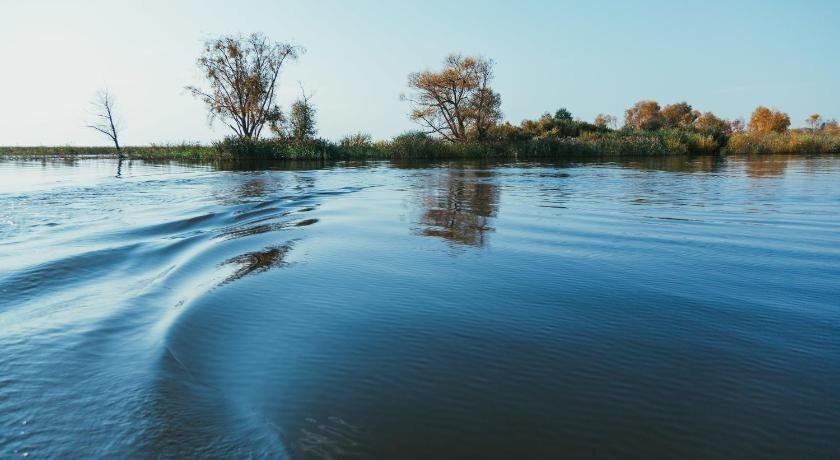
[{"xmin": 1, "ymin": 155, "xmax": 838, "ymax": 458}]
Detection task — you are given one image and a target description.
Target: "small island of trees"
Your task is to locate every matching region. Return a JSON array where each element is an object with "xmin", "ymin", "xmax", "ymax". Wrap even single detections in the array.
[{"xmin": 5, "ymin": 32, "xmax": 839, "ymax": 160}]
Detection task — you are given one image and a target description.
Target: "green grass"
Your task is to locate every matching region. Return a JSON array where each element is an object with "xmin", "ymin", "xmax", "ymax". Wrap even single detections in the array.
[{"xmin": 0, "ymin": 143, "xmax": 216, "ymax": 160}]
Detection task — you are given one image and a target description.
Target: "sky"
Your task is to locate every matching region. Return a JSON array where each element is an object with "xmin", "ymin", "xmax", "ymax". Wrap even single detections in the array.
[{"xmin": 1, "ymin": 0, "xmax": 838, "ymax": 146}]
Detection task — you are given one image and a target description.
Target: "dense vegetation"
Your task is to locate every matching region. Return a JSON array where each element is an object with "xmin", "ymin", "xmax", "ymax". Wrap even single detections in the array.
[
  {"xmin": 5, "ymin": 34, "xmax": 838, "ymax": 160},
  {"xmin": 5, "ymin": 122, "xmax": 838, "ymax": 162}
]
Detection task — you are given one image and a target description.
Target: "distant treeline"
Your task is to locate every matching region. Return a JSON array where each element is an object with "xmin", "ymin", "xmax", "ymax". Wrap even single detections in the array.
[{"xmin": 42, "ymin": 33, "xmax": 840, "ymax": 159}]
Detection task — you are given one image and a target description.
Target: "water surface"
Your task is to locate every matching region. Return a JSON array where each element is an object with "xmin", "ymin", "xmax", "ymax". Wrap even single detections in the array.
[{"xmin": 1, "ymin": 155, "xmax": 839, "ymax": 458}]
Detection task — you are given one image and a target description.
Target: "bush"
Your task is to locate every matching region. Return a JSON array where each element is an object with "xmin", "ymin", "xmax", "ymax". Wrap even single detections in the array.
[
  {"xmin": 339, "ymin": 133, "xmax": 373, "ymax": 149},
  {"xmin": 212, "ymin": 136, "xmax": 337, "ymax": 160},
  {"xmin": 213, "ymin": 136, "xmax": 281, "ymax": 157},
  {"xmin": 386, "ymin": 131, "xmax": 446, "ymax": 158}
]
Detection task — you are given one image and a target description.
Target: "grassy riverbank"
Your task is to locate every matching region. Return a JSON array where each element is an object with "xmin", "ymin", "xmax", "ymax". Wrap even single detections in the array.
[
  {"xmin": 0, "ymin": 144, "xmax": 217, "ymax": 161},
  {"xmin": 724, "ymin": 132, "xmax": 840, "ymax": 155},
  {"xmin": 2, "ymin": 131, "xmax": 839, "ymax": 161}
]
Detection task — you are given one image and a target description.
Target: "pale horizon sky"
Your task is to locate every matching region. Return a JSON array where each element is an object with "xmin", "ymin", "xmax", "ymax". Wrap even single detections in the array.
[{"xmin": 1, "ymin": 0, "xmax": 838, "ymax": 146}]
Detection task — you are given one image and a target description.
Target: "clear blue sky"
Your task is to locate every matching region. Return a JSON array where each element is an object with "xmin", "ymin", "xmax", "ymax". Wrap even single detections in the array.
[{"xmin": 2, "ymin": 0, "xmax": 838, "ymax": 145}]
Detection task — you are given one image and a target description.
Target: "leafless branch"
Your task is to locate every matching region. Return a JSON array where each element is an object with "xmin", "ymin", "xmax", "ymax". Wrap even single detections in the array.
[{"xmin": 86, "ymin": 89, "xmax": 122, "ymax": 151}]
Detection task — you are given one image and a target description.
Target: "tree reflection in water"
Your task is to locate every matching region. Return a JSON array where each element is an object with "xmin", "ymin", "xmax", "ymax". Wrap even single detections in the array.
[
  {"xmin": 416, "ymin": 166, "xmax": 499, "ymax": 247},
  {"xmin": 743, "ymin": 154, "xmax": 794, "ymax": 178}
]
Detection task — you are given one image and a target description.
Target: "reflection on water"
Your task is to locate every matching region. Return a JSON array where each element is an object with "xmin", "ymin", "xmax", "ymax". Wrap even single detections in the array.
[
  {"xmin": 621, "ymin": 154, "xmax": 726, "ymax": 173},
  {"xmin": 742, "ymin": 154, "xmax": 794, "ymax": 178},
  {"xmin": 236, "ymin": 177, "xmax": 269, "ymax": 198},
  {"xmin": 1, "ymin": 154, "xmax": 839, "ymax": 459},
  {"xmin": 222, "ymin": 243, "xmax": 294, "ymax": 283},
  {"xmin": 416, "ymin": 166, "xmax": 499, "ymax": 247}
]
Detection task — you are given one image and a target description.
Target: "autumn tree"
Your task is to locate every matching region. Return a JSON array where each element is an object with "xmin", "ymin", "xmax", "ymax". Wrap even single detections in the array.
[
  {"xmin": 403, "ymin": 54, "xmax": 502, "ymax": 143},
  {"xmin": 693, "ymin": 112, "xmax": 732, "ymax": 145},
  {"xmin": 694, "ymin": 112, "xmax": 731, "ymax": 135},
  {"xmin": 593, "ymin": 113, "xmax": 617, "ymax": 129},
  {"xmin": 805, "ymin": 113, "xmax": 822, "ymax": 132},
  {"xmin": 748, "ymin": 106, "xmax": 790, "ymax": 134},
  {"xmin": 86, "ymin": 89, "xmax": 122, "ymax": 151},
  {"xmin": 186, "ymin": 33, "xmax": 300, "ymax": 139},
  {"xmin": 624, "ymin": 100, "xmax": 663, "ymax": 130},
  {"xmin": 661, "ymin": 102, "xmax": 700, "ymax": 129}
]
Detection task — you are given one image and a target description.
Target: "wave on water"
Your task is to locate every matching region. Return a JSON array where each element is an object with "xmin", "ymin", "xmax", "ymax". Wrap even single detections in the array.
[{"xmin": 0, "ymin": 168, "xmax": 367, "ymax": 458}]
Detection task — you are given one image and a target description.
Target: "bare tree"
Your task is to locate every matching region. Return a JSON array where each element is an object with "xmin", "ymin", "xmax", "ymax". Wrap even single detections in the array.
[
  {"xmin": 186, "ymin": 33, "xmax": 301, "ymax": 139},
  {"xmin": 87, "ymin": 89, "xmax": 122, "ymax": 151},
  {"xmin": 403, "ymin": 54, "xmax": 502, "ymax": 143}
]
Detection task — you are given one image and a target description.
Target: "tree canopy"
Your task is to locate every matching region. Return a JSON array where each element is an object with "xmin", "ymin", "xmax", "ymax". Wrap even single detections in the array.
[
  {"xmin": 404, "ymin": 54, "xmax": 502, "ymax": 143},
  {"xmin": 748, "ymin": 106, "xmax": 790, "ymax": 134},
  {"xmin": 288, "ymin": 88, "xmax": 317, "ymax": 143},
  {"xmin": 806, "ymin": 113, "xmax": 823, "ymax": 131},
  {"xmin": 661, "ymin": 102, "xmax": 700, "ymax": 129},
  {"xmin": 186, "ymin": 33, "xmax": 301, "ymax": 139},
  {"xmin": 624, "ymin": 100, "xmax": 663, "ymax": 130}
]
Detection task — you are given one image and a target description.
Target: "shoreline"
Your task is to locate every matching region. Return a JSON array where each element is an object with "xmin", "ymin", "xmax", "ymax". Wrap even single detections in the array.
[{"xmin": 2, "ymin": 136, "xmax": 839, "ymax": 162}]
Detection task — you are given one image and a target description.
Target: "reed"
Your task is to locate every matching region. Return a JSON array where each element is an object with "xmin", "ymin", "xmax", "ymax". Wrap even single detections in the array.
[
  {"xmin": 2, "ymin": 130, "xmax": 838, "ymax": 161},
  {"xmin": 725, "ymin": 132, "xmax": 840, "ymax": 155}
]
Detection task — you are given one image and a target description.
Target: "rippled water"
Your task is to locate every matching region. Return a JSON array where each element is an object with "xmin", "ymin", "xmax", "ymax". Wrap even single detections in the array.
[{"xmin": 1, "ymin": 155, "xmax": 839, "ymax": 458}]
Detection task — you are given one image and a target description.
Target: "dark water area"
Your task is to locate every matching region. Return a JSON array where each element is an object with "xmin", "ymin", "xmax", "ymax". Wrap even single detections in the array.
[{"xmin": 1, "ymin": 155, "xmax": 839, "ymax": 458}]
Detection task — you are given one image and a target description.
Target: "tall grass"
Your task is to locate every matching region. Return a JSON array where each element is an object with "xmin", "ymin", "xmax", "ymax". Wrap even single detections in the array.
[
  {"xmin": 725, "ymin": 132, "xmax": 840, "ymax": 155},
  {"xmin": 2, "ymin": 131, "xmax": 838, "ymax": 161}
]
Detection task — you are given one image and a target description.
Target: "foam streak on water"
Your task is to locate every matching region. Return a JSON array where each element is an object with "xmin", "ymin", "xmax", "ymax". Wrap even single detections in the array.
[{"xmin": 1, "ymin": 155, "xmax": 839, "ymax": 458}]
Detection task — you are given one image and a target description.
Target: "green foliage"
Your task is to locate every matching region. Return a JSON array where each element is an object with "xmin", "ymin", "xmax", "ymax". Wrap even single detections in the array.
[
  {"xmin": 339, "ymin": 133, "xmax": 373, "ymax": 149},
  {"xmin": 5, "ymin": 108, "xmax": 838, "ymax": 162},
  {"xmin": 554, "ymin": 108, "xmax": 573, "ymax": 121},
  {"xmin": 578, "ymin": 132, "xmax": 667, "ymax": 155},
  {"xmin": 212, "ymin": 136, "xmax": 333, "ymax": 160},
  {"xmin": 655, "ymin": 129, "xmax": 721, "ymax": 154},
  {"xmin": 337, "ymin": 133, "xmax": 375, "ymax": 157},
  {"xmin": 213, "ymin": 136, "xmax": 282, "ymax": 157},
  {"xmin": 0, "ymin": 144, "xmax": 215, "ymax": 160},
  {"xmin": 493, "ymin": 108, "xmax": 603, "ymax": 141},
  {"xmin": 288, "ymin": 98, "xmax": 317, "ymax": 142},
  {"xmin": 5, "ymin": 129, "xmax": 839, "ymax": 163},
  {"xmin": 578, "ymin": 130, "xmax": 720, "ymax": 155},
  {"xmin": 386, "ymin": 132, "xmax": 446, "ymax": 158}
]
